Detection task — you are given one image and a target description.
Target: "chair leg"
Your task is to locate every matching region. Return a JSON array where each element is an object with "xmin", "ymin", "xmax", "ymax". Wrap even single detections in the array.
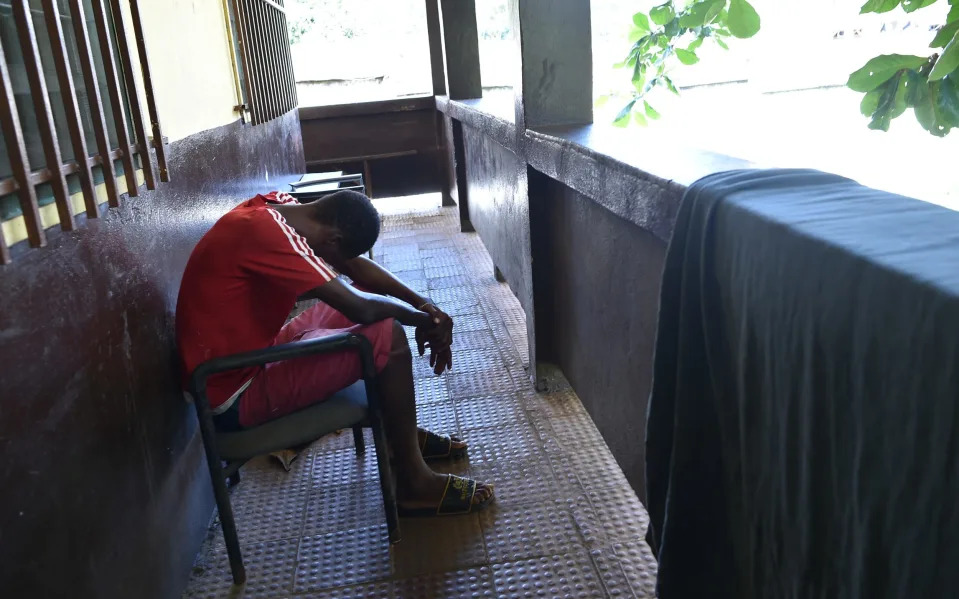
[
  {"xmin": 352, "ymin": 425, "xmax": 366, "ymax": 455},
  {"xmin": 368, "ymin": 404, "xmax": 400, "ymax": 543},
  {"xmin": 195, "ymin": 408, "xmax": 246, "ymax": 584},
  {"xmin": 227, "ymin": 469, "xmax": 241, "ymax": 488}
]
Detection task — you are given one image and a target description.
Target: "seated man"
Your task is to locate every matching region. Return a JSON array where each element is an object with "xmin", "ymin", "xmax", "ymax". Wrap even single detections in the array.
[{"xmin": 176, "ymin": 189, "xmax": 493, "ymax": 515}]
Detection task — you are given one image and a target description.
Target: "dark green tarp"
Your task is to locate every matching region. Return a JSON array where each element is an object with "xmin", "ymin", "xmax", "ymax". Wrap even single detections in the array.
[{"xmin": 647, "ymin": 169, "xmax": 959, "ymax": 599}]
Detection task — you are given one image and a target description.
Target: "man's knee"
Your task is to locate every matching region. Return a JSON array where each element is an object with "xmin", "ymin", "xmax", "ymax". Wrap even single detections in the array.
[{"xmin": 390, "ymin": 320, "xmax": 411, "ymax": 362}]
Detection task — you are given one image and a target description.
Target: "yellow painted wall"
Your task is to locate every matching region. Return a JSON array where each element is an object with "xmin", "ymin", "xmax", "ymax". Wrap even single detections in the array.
[{"xmin": 131, "ymin": 0, "xmax": 242, "ymax": 142}]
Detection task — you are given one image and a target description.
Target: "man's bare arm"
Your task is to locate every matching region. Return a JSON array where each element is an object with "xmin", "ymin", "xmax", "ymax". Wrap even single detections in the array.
[
  {"xmin": 302, "ymin": 278, "xmax": 436, "ymax": 329},
  {"xmin": 333, "ymin": 256, "xmax": 431, "ymax": 308}
]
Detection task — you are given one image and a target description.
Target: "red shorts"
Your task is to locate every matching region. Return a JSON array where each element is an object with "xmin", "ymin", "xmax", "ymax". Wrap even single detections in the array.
[{"xmin": 238, "ymin": 302, "xmax": 394, "ymax": 427}]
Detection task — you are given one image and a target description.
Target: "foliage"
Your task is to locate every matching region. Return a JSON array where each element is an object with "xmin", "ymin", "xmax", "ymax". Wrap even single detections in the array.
[
  {"xmin": 611, "ymin": 0, "xmax": 959, "ymax": 136},
  {"xmin": 851, "ymin": 0, "xmax": 959, "ymax": 136},
  {"xmin": 605, "ymin": 0, "xmax": 760, "ymax": 127}
]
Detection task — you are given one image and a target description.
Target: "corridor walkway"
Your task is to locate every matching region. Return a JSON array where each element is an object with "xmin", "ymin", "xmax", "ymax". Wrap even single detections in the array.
[{"xmin": 183, "ymin": 197, "xmax": 658, "ymax": 598}]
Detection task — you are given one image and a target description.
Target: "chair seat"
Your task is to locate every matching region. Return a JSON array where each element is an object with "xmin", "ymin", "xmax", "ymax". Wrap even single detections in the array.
[{"xmin": 215, "ymin": 381, "xmax": 368, "ymax": 461}]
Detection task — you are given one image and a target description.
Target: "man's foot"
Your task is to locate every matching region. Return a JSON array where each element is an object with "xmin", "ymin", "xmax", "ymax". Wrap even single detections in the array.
[
  {"xmin": 418, "ymin": 427, "xmax": 468, "ymax": 461},
  {"xmin": 397, "ymin": 471, "xmax": 495, "ymax": 516}
]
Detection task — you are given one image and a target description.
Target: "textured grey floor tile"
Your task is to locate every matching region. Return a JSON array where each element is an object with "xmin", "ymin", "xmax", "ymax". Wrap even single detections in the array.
[
  {"xmin": 312, "ymin": 447, "xmax": 378, "ymax": 487},
  {"xmin": 449, "ymin": 348, "xmax": 506, "ymax": 375},
  {"xmin": 466, "ymin": 422, "xmax": 547, "ymax": 466},
  {"xmin": 547, "ymin": 412, "xmax": 609, "ymax": 450},
  {"xmin": 431, "ymin": 282, "xmax": 478, "ymax": 299},
  {"xmin": 446, "ymin": 312, "xmax": 489, "ymax": 333},
  {"xmin": 299, "ymin": 579, "xmax": 394, "ymax": 598},
  {"xmin": 449, "ymin": 369, "xmax": 516, "ymax": 400},
  {"xmin": 591, "ymin": 545, "xmax": 639, "ymax": 598},
  {"xmin": 490, "ymin": 548, "xmax": 606, "ymax": 599},
  {"xmin": 428, "ymin": 274, "xmax": 474, "ymax": 290},
  {"xmin": 471, "ymin": 458, "xmax": 559, "ymax": 507},
  {"xmin": 295, "ymin": 525, "xmax": 392, "ymax": 592},
  {"xmin": 303, "ymin": 479, "xmax": 384, "ymax": 536},
  {"xmin": 184, "ymin": 538, "xmax": 298, "ymax": 598},
  {"xmin": 585, "ymin": 486, "xmax": 649, "ymax": 545},
  {"xmin": 456, "ymin": 395, "xmax": 527, "ymax": 431},
  {"xmin": 480, "ymin": 502, "xmax": 584, "ymax": 562},
  {"xmin": 416, "ymin": 401, "xmax": 459, "ymax": 435},
  {"xmin": 226, "ymin": 460, "xmax": 311, "ymax": 544},
  {"xmin": 613, "ymin": 541, "xmax": 658, "ymax": 598},
  {"xmin": 414, "ymin": 376, "xmax": 451, "ymax": 405},
  {"xmin": 391, "ymin": 514, "xmax": 488, "ymax": 577},
  {"xmin": 454, "ymin": 329, "xmax": 498, "ymax": 351},
  {"xmin": 394, "ymin": 565, "xmax": 496, "ymax": 599}
]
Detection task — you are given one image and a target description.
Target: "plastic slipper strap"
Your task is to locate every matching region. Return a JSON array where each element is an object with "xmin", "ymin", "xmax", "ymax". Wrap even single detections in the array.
[
  {"xmin": 437, "ymin": 475, "xmax": 477, "ymax": 515},
  {"xmin": 422, "ymin": 431, "xmax": 452, "ymax": 459}
]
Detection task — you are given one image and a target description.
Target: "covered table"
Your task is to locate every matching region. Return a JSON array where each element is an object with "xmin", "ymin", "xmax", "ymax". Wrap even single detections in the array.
[{"xmin": 646, "ymin": 169, "xmax": 959, "ymax": 598}]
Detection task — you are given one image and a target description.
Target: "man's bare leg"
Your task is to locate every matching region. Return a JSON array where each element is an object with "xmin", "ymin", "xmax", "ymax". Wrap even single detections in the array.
[{"xmin": 380, "ymin": 322, "xmax": 493, "ymax": 508}]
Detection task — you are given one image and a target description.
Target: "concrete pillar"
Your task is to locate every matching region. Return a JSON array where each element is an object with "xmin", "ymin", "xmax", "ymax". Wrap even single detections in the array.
[
  {"xmin": 424, "ymin": 0, "xmax": 446, "ymax": 96},
  {"xmin": 511, "ymin": 0, "xmax": 593, "ymax": 129},
  {"xmin": 438, "ymin": 0, "xmax": 483, "ymax": 100}
]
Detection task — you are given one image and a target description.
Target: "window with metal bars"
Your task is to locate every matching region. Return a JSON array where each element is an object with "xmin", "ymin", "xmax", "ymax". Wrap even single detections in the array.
[
  {"xmin": 227, "ymin": 0, "xmax": 298, "ymax": 126},
  {"xmin": 0, "ymin": 0, "xmax": 166, "ymax": 264}
]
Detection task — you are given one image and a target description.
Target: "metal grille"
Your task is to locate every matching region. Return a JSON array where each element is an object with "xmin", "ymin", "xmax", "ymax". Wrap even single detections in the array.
[
  {"xmin": 231, "ymin": 0, "xmax": 297, "ymax": 126},
  {"xmin": 0, "ymin": 0, "xmax": 167, "ymax": 264}
]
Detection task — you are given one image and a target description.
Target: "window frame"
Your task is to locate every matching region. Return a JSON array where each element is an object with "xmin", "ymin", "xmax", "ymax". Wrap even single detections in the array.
[
  {"xmin": 227, "ymin": 0, "xmax": 297, "ymax": 126},
  {"xmin": 0, "ymin": 0, "xmax": 166, "ymax": 263}
]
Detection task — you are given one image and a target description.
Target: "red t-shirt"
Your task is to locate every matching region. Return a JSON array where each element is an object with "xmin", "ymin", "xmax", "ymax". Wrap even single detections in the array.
[{"xmin": 176, "ymin": 191, "xmax": 336, "ymax": 409}]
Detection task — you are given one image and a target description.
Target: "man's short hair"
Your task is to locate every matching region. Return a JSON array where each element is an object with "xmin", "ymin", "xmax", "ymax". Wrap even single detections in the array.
[{"xmin": 313, "ymin": 190, "xmax": 381, "ymax": 258}]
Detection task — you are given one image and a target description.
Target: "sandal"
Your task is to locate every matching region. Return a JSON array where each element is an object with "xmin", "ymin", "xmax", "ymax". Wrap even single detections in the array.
[
  {"xmin": 398, "ymin": 474, "xmax": 495, "ymax": 517},
  {"xmin": 421, "ymin": 429, "xmax": 468, "ymax": 461}
]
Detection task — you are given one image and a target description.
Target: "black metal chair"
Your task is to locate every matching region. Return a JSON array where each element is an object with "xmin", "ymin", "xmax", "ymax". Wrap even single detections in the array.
[{"xmin": 188, "ymin": 332, "xmax": 400, "ymax": 585}]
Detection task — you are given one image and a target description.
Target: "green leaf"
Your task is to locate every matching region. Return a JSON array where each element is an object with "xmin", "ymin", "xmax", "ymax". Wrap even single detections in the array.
[
  {"xmin": 663, "ymin": 75, "xmax": 681, "ymax": 95},
  {"xmin": 903, "ymin": 69, "xmax": 926, "ymax": 106},
  {"xmin": 644, "ymin": 101, "xmax": 661, "ymax": 120},
  {"xmin": 688, "ymin": 37, "xmax": 705, "ymax": 52},
  {"xmin": 633, "ymin": 12, "xmax": 651, "ymax": 32},
  {"xmin": 949, "ymin": 3, "xmax": 959, "ymax": 24},
  {"xmin": 596, "ymin": 94, "xmax": 611, "ymax": 107},
  {"xmin": 629, "ymin": 29, "xmax": 646, "ymax": 43},
  {"xmin": 847, "ymin": 54, "xmax": 927, "ymax": 92},
  {"xmin": 727, "ymin": 0, "xmax": 760, "ymax": 39},
  {"xmin": 614, "ymin": 100, "xmax": 637, "ymax": 127},
  {"xmin": 632, "ymin": 62, "xmax": 646, "ymax": 90},
  {"xmin": 716, "ymin": 36, "xmax": 729, "ymax": 50},
  {"xmin": 675, "ymin": 48, "xmax": 700, "ymax": 65},
  {"xmin": 892, "ymin": 73, "xmax": 910, "ymax": 117},
  {"xmin": 633, "ymin": 111, "xmax": 649, "ymax": 126},
  {"xmin": 860, "ymin": 0, "xmax": 901, "ymax": 14},
  {"xmin": 901, "ymin": 0, "xmax": 937, "ymax": 12},
  {"xmin": 704, "ymin": 0, "xmax": 726, "ymax": 24},
  {"xmin": 914, "ymin": 83, "xmax": 940, "ymax": 134},
  {"xmin": 931, "ymin": 21, "xmax": 959, "ymax": 48},
  {"xmin": 679, "ymin": 1, "xmax": 712, "ymax": 28},
  {"xmin": 650, "ymin": 3, "xmax": 676, "ymax": 25},
  {"xmin": 938, "ymin": 77, "xmax": 959, "ymax": 125},
  {"xmin": 868, "ymin": 72, "xmax": 910, "ymax": 131},
  {"xmin": 929, "ymin": 32, "xmax": 959, "ymax": 81},
  {"xmin": 860, "ymin": 89, "xmax": 882, "ymax": 116}
]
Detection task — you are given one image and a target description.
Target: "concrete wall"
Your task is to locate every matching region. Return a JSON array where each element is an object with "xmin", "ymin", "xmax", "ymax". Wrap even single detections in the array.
[
  {"xmin": 0, "ymin": 3, "xmax": 305, "ymax": 596},
  {"xmin": 529, "ymin": 170, "xmax": 666, "ymax": 491},
  {"xmin": 0, "ymin": 111, "xmax": 304, "ymax": 599},
  {"xmin": 439, "ymin": 98, "xmax": 739, "ymax": 497},
  {"xmin": 462, "ymin": 127, "xmax": 530, "ymax": 315},
  {"xmin": 135, "ymin": 0, "xmax": 242, "ymax": 142}
]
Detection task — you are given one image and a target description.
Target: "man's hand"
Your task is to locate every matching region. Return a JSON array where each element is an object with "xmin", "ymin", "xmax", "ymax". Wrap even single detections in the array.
[{"xmin": 415, "ymin": 305, "xmax": 454, "ymax": 375}]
